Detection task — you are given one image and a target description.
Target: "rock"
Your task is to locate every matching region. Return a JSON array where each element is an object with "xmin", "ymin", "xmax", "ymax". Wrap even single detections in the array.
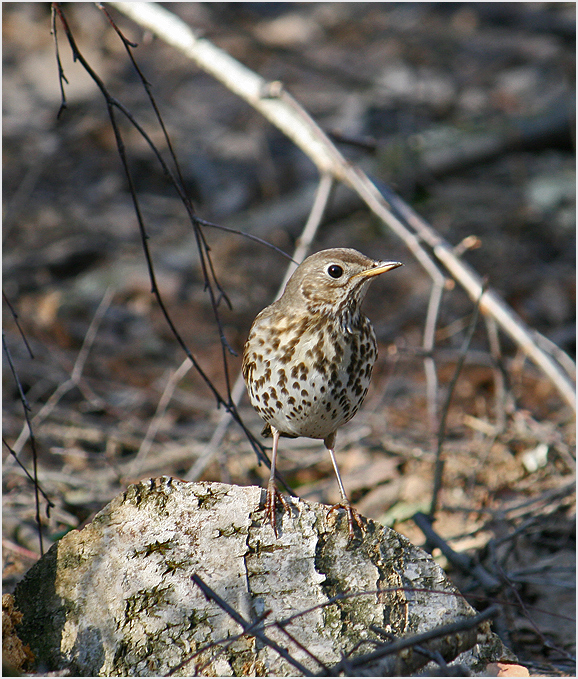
[{"xmin": 13, "ymin": 478, "xmax": 513, "ymax": 676}]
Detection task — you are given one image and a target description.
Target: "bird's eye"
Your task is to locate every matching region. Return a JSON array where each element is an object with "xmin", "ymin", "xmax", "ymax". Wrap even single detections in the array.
[{"xmin": 327, "ymin": 264, "xmax": 343, "ymax": 279}]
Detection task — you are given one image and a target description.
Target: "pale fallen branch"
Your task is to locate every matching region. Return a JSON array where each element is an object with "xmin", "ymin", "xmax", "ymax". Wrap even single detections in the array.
[
  {"xmin": 7, "ymin": 286, "xmax": 115, "ymax": 462},
  {"xmin": 128, "ymin": 358, "xmax": 194, "ymax": 479}
]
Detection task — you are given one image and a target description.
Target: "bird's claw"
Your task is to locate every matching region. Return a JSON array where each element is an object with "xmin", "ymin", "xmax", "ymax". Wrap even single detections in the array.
[
  {"xmin": 327, "ymin": 502, "xmax": 364, "ymax": 543},
  {"xmin": 265, "ymin": 482, "xmax": 291, "ymax": 537}
]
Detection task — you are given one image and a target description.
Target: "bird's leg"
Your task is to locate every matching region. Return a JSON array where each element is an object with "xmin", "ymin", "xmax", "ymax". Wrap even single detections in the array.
[
  {"xmin": 265, "ymin": 426, "xmax": 291, "ymax": 537},
  {"xmin": 325, "ymin": 433, "xmax": 364, "ymax": 541}
]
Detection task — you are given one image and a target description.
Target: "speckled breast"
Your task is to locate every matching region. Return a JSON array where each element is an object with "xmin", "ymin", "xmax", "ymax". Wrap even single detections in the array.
[{"xmin": 242, "ymin": 312, "xmax": 377, "ymax": 440}]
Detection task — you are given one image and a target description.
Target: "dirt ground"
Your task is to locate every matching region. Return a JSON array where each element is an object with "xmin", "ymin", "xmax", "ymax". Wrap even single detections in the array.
[{"xmin": 3, "ymin": 3, "xmax": 575, "ymax": 676}]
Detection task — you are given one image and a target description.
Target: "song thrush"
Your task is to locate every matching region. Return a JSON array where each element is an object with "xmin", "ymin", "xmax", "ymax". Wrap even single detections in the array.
[{"xmin": 242, "ymin": 248, "xmax": 402, "ymax": 539}]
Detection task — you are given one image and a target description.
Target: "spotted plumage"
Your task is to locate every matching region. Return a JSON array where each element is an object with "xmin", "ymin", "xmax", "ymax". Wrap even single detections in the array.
[{"xmin": 242, "ymin": 248, "xmax": 402, "ymax": 539}]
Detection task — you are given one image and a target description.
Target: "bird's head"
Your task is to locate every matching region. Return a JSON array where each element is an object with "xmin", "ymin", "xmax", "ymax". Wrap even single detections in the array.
[{"xmin": 282, "ymin": 248, "xmax": 402, "ymax": 319}]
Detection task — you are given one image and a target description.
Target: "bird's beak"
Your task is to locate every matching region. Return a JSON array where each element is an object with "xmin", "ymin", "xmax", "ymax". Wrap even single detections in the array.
[{"xmin": 353, "ymin": 260, "xmax": 403, "ymax": 280}]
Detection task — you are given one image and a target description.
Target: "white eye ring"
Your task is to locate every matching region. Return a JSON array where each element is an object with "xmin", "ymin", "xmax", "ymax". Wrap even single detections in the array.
[{"xmin": 327, "ymin": 264, "xmax": 343, "ymax": 279}]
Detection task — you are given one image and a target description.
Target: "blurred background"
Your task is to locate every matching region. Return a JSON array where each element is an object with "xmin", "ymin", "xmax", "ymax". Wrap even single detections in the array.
[{"xmin": 3, "ymin": 3, "xmax": 575, "ymax": 673}]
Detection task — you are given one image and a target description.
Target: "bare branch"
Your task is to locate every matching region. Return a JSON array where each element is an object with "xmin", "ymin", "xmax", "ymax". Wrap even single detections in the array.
[
  {"xmin": 192, "ymin": 574, "xmax": 316, "ymax": 677},
  {"xmin": 322, "ymin": 604, "xmax": 500, "ymax": 676},
  {"xmin": 430, "ymin": 281, "xmax": 488, "ymax": 518},
  {"xmin": 9, "ymin": 286, "xmax": 115, "ymax": 459}
]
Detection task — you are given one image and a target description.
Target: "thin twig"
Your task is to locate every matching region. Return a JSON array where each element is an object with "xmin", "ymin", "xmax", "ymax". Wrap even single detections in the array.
[
  {"xmin": 370, "ymin": 625, "xmax": 452, "ymax": 672},
  {"xmin": 192, "ymin": 574, "xmax": 315, "ymax": 676},
  {"xmin": 429, "ymin": 281, "xmax": 488, "ymax": 518},
  {"xmin": 50, "ymin": 4, "xmax": 68, "ymax": 118},
  {"xmin": 2, "ymin": 537, "xmax": 42, "ymax": 562},
  {"xmin": 321, "ymin": 604, "xmax": 500, "ymax": 675},
  {"xmin": 197, "ymin": 217, "xmax": 297, "ymax": 263},
  {"xmin": 413, "ymin": 512, "xmax": 501, "ymax": 592},
  {"xmin": 2, "ymin": 291, "xmax": 34, "ymax": 359},
  {"xmin": 10, "ymin": 286, "xmax": 115, "ymax": 458},
  {"xmin": 484, "ymin": 314, "xmax": 509, "ymax": 431},
  {"xmin": 167, "ymin": 610, "xmax": 271, "ymax": 676},
  {"xmin": 422, "ymin": 278, "xmax": 444, "ymax": 430},
  {"xmin": 532, "ymin": 329, "xmax": 576, "ymax": 381},
  {"xmin": 128, "ymin": 359, "xmax": 193, "ymax": 478},
  {"xmin": 277, "ymin": 173, "xmax": 334, "ymax": 294},
  {"xmin": 2, "ymin": 438, "xmax": 54, "ymax": 511},
  {"xmin": 273, "ymin": 623, "xmax": 332, "ymax": 675},
  {"xmin": 2, "ymin": 334, "xmax": 48, "ymax": 554},
  {"xmin": 491, "ymin": 551, "xmax": 574, "ymax": 662}
]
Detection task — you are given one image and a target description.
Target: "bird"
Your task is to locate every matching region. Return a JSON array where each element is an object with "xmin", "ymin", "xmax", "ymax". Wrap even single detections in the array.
[{"xmin": 242, "ymin": 248, "xmax": 402, "ymax": 539}]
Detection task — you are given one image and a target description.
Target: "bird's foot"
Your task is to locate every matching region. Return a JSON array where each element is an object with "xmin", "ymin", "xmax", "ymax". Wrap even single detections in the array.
[
  {"xmin": 265, "ymin": 481, "xmax": 291, "ymax": 537},
  {"xmin": 327, "ymin": 502, "xmax": 364, "ymax": 543}
]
